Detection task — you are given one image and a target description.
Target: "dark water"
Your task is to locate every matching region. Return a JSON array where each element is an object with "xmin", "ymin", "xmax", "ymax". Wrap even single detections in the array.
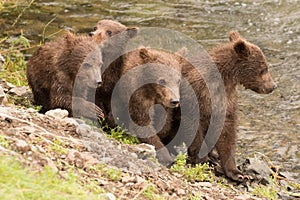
[{"xmin": 1, "ymin": 0, "xmax": 299, "ymax": 181}]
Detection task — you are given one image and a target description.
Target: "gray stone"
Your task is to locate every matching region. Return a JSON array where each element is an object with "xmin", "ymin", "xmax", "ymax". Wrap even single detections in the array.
[
  {"xmin": 9, "ymin": 86, "xmax": 28, "ymax": 96},
  {"xmin": 45, "ymin": 108, "xmax": 69, "ymax": 119},
  {"xmin": 98, "ymin": 193, "xmax": 116, "ymax": 200},
  {"xmin": 15, "ymin": 139, "xmax": 31, "ymax": 153}
]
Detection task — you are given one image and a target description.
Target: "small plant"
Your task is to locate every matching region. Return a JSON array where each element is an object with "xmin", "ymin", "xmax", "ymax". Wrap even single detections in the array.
[
  {"xmin": 252, "ymin": 183, "xmax": 278, "ymax": 200},
  {"xmin": 143, "ymin": 184, "xmax": 166, "ymax": 200},
  {"xmin": 106, "ymin": 167, "xmax": 122, "ymax": 182},
  {"xmin": 47, "ymin": 139, "xmax": 68, "ymax": 155},
  {"xmin": 0, "ymin": 135, "xmax": 9, "ymax": 148},
  {"xmin": 92, "ymin": 163, "xmax": 122, "ymax": 182},
  {"xmin": 0, "ymin": 32, "xmax": 31, "ymax": 86},
  {"xmin": 171, "ymin": 154, "xmax": 214, "ymax": 182},
  {"xmin": 99, "ymin": 118, "xmax": 140, "ymax": 145}
]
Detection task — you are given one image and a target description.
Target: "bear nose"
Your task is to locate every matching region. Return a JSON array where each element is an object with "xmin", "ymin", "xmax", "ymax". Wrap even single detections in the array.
[
  {"xmin": 170, "ymin": 98, "xmax": 180, "ymax": 107},
  {"xmin": 96, "ymin": 79, "xmax": 102, "ymax": 87},
  {"xmin": 89, "ymin": 31, "xmax": 95, "ymax": 36}
]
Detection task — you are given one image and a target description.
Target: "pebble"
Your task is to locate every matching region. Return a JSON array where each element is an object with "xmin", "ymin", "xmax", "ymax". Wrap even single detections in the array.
[
  {"xmin": 98, "ymin": 193, "xmax": 116, "ymax": 200},
  {"xmin": 9, "ymin": 86, "xmax": 28, "ymax": 96},
  {"xmin": 45, "ymin": 108, "xmax": 69, "ymax": 119},
  {"xmin": 15, "ymin": 139, "xmax": 31, "ymax": 153}
]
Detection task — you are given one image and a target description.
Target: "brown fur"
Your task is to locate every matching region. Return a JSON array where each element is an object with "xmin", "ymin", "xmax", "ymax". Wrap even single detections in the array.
[
  {"xmin": 26, "ymin": 32, "xmax": 103, "ymax": 119},
  {"xmin": 27, "ymin": 20, "xmax": 136, "ymax": 119},
  {"xmin": 163, "ymin": 31, "xmax": 276, "ymax": 181},
  {"xmin": 105, "ymin": 48, "xmax": 182, "ymax": 165},
  {"xmin": 90, "ymin": 20, "xmax": 128, "ymax": 43}
]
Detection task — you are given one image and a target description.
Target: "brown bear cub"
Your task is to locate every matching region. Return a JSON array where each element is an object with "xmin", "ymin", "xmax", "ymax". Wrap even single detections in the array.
[
  {"xmin": 108, "ymin": 48, "xmax": 183, "ymax": 165},
  {"xmin": 26, "ymin": 20, "xmax": 137, "ymax": 119},
  {"xmin": 166, "ymin": 31, "xmax": 276, "ymax": 181}
]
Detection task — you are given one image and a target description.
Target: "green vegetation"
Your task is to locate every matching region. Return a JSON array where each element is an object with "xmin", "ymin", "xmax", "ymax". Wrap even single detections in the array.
[
  {"xmin": 143, "ymin": 184, "xmax": 166, "ymax": 200},
  {"xmin": 0, "ymin": 155, "xmax": 105, "ymax": 200},
  {"xmin": 91, "ymin": 163, "xmax": 122, "ymax": 182},
  {"xmin": 0, "ymin": 135, "xmax": 10, "ymax": 148},
  {"xmin": 252, "ymin": 182, "xmax": 278, "ymax": 200},
  {"xmin": 99, "ymin": 119, "xmax": 140, "ymax": 145},
  {"xmin": 171, "ymin": 154, "xmax": 214, "ymax": 182},
  {"xmin": 47, "ymin": 139, "xmax": 69, "ymax": 155},
  {"xmin": 0, "ymin": 33, "xmax": 30, "ymax": 86}
]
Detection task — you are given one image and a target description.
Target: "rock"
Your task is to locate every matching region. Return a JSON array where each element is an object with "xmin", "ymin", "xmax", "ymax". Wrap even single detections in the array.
[
  {"xmin": 5, "ymin": 82, "xmax": 15, "ymax": 90},
  {"xmin": 240, "ymin": 156, "xmax": 271, "ymax": 185},
  {"xmin": 130, "ymin": 143, "xmax": 156, "ymax": 160},
  {"xmin": 66, "ymin": 149, "xmax": 98, "ymax": 169},
  {"xmin": 9, "ymin": 86, "xmax": 28, "ymax": 96},
  {"xmin": 98, "ymin": 193, "xmax": 116, "ymax": 200},
  {"xmin": 0, "ymin": 85, "xmax": 7, "ymax": 105},
  {"xmin": 45, "ymin": 108, "xmax": 69, "ymax": 119},
  {"xmin": 76, "ymin": 123, "xmax": 92, "ymax": 136},
  {"xmin": 196, "ymin": 182, "xmax": 213, "ymax": 188},
  {"xmin": 15, "ymin": 139, "xmax": 31, "ymax": 153},
  {"xmin": 176, "ymin": 188, "xmax": 186, "ymax": 196}
]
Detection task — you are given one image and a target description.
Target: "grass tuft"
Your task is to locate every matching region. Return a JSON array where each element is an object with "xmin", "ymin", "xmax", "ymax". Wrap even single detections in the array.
[
  {"xmin": 0, "ymin": 155, "xmax": 106, "ymax": 200},
  {"xmin": 171, "ymin": 154, "xmax": 214, "ymax": 182}
]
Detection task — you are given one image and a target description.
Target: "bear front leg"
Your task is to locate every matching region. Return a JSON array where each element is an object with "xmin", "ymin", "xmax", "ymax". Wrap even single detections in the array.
[
  {"xmin": 216, "ymin": 121, "xmax": 249, "ymax": 181},
  {"xmin": 50, "ymin": 85, "xmax": 103, "ymax": 119},
  {"xmin": 187, "ymin": 126, "xmax": 209, "ymax": 164},
  {"xmin": 72, "ymin": 96, "xmax": 104, "ymax": 119},
  {"xmin": 139, "ymin": 134, "xmax": 174, "ymax": 166}
]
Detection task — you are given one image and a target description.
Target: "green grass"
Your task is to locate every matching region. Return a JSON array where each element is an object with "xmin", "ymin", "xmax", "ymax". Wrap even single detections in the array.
[
  {"xmin": 143, "ymin": 184, "xmax": 166, "ymax": 200},
  {"xmin": 252, "ymin": 183, "xmax": 278, "ymax": 200},
  {"xmin": 0, "ymin": 135, "xmax": 10, "ymax": 148},
  {"xmin": 0, "ymin": 33, "xmax": 30, "ymax": 86},
  {"xmin": 171, "ymin": 154, "xmax": 214, "ymax": 182},
  {"xmin": 0, "ymin": 155, "xmax": 106, "ymax": 200},
  {"xmin": 99, "ymin": 119, "xmax": 140, "ymax": 145}
]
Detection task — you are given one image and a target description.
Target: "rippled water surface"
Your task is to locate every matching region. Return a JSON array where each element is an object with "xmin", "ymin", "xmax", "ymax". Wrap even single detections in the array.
[{"xmin": 1, "ymin": 0, "xmax": 299, "ymax": 181}]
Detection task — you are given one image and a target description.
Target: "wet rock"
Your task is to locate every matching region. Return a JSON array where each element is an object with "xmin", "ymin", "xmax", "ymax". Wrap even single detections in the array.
[{"xmin": 45, "ymin": 109, "xmax": 69, "ymax": 119}]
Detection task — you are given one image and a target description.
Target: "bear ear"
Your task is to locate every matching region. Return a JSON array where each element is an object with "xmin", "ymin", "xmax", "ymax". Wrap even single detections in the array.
[
  {"xmin": 140, "ymin": 48, "xmax": 152, "ymax": 62},
  {"xmin": 126, "ymin": 27, "xmax": 139, "ymax": 38},
  {"xmin": 233, "ymin": 40, "xmax": 250, "ymax": 57},
  {"xmin": 64, "ymin": 31, "xmax": 76, "ymax": 43},
  {"xmin": 229, "ymin": 31, "xmax": 240, "ymax": 42}
]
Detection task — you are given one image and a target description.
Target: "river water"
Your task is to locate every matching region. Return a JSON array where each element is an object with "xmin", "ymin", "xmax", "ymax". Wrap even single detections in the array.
[{"xmin": 1, "ymin": 0, "xmax": 299, "ymax": 182}]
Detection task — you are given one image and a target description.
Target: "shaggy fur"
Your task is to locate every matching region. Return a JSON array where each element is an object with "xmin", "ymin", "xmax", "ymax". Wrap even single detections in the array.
[{"xmin": 162, "ymin": 31, "xmax": 276, "ymax": 181}]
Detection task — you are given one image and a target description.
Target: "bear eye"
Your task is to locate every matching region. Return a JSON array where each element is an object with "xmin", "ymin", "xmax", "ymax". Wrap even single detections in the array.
[
  {"xmin": 106, "ymin": 30, "xmax": 112, "ymax": 37},
  {"xmin": 82, "ymin": 63, "xmax": 91, "ymax": 69},
  {"xmin": 93, "ymin": 26, "xmax": 97, "ymax": 31},
  {"xmin": 158, "ymin": 79, "xmax": 166, "ymax": 85}
]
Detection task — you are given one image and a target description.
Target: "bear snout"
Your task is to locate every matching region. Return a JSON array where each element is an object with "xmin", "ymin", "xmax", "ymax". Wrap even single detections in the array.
[
  {"xmin": 96, "ymin": 79, "xmax": 102, "ymax": 87},
  {"xmin": 264, "ymin": 82, "xmax": 277, "ymax": 94},
  {"xmin": 170, "ymin": 98, "xmax": 180, "ymax": 108},
  {"xmin": 89, "ymin": 31, "xmax": 95, "ymax": 36}
]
